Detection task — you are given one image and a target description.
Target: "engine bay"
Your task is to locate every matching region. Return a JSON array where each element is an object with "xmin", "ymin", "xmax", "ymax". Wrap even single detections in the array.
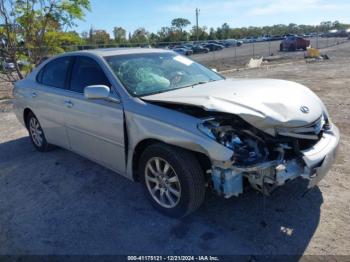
[{"xmin": 150, "ymin": 101, "xmax": 326, "ymax": 198}]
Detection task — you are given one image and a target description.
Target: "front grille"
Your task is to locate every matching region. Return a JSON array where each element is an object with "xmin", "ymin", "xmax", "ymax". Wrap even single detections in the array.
[
  {"xmin": 297, "ymin": 137, "xmax": 320, "ymax": 150},
  {"xmin": 277, "ymin": 116, "xmax": 325, "ymax": 140},
  {"xmin": 276, "ymin": 116, "xmax": 328, "ymax": 151}
]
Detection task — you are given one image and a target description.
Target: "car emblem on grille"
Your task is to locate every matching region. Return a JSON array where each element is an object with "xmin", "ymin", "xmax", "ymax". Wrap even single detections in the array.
[{"xmin": 300, "ymin": 106, "xmax": 309, "ymax": 114}]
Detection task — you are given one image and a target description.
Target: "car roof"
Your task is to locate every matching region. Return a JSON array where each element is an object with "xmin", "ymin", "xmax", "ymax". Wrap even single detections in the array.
[{"xmin": 66, "ymin": 48, "xmax": 172, "ymax": 57}]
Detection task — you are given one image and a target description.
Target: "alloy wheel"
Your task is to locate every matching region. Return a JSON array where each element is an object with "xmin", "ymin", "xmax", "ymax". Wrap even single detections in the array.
[
  {"xmin": 29, "ymin": 117, "xmax": 43, "ymax": 147},
  {"xmin": 144, "ymin": 157, "xmax": 181, "ymax": 208}
]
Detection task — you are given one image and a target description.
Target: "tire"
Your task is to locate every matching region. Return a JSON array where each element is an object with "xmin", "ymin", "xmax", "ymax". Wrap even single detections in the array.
[
  {"xmin": 279, "ymin": 43, "xmax": 283, "ymax": 51},
  {"xmin": 139, "ymin": 143, "xmax": 206, "ymax": 218},
  {"xmin": 26, "ymin": 112, "xmax": 53, "ymax": 152}
]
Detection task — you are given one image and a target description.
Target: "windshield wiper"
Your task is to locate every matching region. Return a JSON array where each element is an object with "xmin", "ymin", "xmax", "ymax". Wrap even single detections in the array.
[{"xmin": 191, "ymin": 79, "xmax": 217, "ymax": 87}]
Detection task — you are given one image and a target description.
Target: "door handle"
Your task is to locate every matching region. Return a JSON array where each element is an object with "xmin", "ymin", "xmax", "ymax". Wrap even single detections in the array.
[
  {"xmin": 64, "ymin": 100, "xmax": 74, "ymax": 108},
  {"xmin": 31, "ymin": 92, "xmax": 37, "ymax": 98}
]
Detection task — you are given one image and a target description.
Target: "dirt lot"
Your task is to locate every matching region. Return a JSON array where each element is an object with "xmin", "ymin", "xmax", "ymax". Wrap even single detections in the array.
[
  {"xmin": 192, "ymin": 37, "xmax": 348, "ymax": 70},
  {"xmin": 0, "ymin": 41, "xmax": 349, "ymax": 256}
]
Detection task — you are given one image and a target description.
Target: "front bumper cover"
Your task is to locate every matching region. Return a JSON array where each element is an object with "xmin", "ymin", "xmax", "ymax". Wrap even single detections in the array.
[
  {"xmin": 301, "ymin": 124, "xmax": 340, "ymax": 188},
  {"xmin": 211, "ymin": 124, "xmax": 340, "ymax": 197}
]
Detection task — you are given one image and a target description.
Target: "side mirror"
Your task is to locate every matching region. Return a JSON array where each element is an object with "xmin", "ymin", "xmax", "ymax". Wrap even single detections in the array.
[
  {"xmin": 84, "ymin": 85, "xmax": 120, "ymax": 103},
  {"xmin": 211, "ymin": 68, "xmax": 218, "ymax": 72}
]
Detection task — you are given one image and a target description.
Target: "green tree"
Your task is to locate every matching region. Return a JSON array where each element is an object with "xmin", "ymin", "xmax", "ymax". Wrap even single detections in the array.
[
  {"xmin": 113, "ymin": 26, "xmax": 126, "ymax": 43},
  {"xmin": 171, "ymin": 18, "xmax": 191, "ymax": 32},
  {"xmin": 90, "ymin": 29, "xmax": 111, "ymax": 45},
  {"xmin": 0, "ymin": 0, "xmax": 90, "ymax": 81},
  {"xmin": 332, "ymin": 20, "xmax": 340, "ymax": 29},
  {"xmin": 157, "ymin": 26, "xmax": 172, "ymax": 42},
  {"xmin": 208, "ymin": 27, "xmax": 216, "ymax": 40},
  {"xmin": 189, "ymin": 26, "xmax": 208, "ymax": 41},
  {"xmin": 221, "ymin": 23, "xmax": 230, "ymax": 39},
  {"xmin": 130, "ymin": 27, "xmax": 148, "ymax": 43},
  {"xmin": 45, "ymin": 31, "xmax": 83, "ymax": 53}
]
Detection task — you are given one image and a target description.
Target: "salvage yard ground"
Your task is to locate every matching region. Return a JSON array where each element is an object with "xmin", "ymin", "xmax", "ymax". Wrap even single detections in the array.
[
  {"xmin": 192, "ymin": 37, "xmax": 348, "ymax": 70},
  {"xmin": 0, "ymin": 41, "xmax": 349, "ymax": 256}
]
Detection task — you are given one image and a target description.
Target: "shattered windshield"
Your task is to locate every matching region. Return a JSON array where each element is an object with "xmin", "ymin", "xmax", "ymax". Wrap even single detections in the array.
[{"xmin": 104, "ymin": 52, "xmax": 223, "ymax": 96}]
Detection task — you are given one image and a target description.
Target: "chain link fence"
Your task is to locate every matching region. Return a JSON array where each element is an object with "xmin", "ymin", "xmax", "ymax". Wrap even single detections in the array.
[
  {"xmin": 190, "ymin": 37, "xmax": 349, "ymax": 71},
  {"xmin": 1, "ymin": 36, "xmax": 349, "ymax": 73}
]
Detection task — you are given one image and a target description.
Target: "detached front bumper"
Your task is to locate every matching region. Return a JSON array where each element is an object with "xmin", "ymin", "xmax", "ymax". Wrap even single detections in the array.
[
  {"xmin": 301, "ymin": 124, "xmax": 340, "ymax": 188},
  {"xmin": 211, "ymin": 124, "xmax": 340, "ymax": 198}
]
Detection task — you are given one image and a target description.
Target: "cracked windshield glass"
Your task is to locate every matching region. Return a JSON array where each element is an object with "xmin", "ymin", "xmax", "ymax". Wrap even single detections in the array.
[{"xmin": 104, "ymin": 52, "xmax": 223, "ymax": 96}]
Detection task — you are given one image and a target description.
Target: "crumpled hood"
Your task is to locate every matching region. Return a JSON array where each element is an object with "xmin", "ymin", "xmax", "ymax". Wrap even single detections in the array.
[{"xmin": 142, "ymin": 78, "xmax": 324, "ymax": 130}]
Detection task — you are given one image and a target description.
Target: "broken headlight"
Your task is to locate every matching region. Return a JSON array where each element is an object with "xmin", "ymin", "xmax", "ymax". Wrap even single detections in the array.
[{"xmin": 198, "ymin": 118, "xmax": 269, "ymax": 166}]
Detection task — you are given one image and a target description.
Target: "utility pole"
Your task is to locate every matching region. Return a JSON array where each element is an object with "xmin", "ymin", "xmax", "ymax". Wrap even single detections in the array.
[{"xmin": 195, "ymin": 8, "xmax": 200, "ymax": 42}]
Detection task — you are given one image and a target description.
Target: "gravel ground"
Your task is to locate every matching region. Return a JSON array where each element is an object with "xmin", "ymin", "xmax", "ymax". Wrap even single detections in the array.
[
  {"xmin": 0, "ymin": 80, "xmax": 13, "ymax": 101},
  {"xmin": 0, "ymin": 41, "xmax": 349, "ymax": 256},
  {"xmin": 192, "ymin": 37, "xmax": 348, "ymax": 70}
]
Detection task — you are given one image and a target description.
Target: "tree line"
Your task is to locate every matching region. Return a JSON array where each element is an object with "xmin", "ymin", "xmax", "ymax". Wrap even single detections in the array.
[
  {"xmin": 85, "ymin": 20, "xmax": 350, "ymax": 45},
  {"xmin": 1, "ymin": 0, "xmax": 349, "ymax": 82}
]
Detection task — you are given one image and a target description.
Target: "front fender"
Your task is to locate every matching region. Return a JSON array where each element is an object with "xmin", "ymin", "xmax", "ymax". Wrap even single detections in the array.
[{"xmin": 124, "ymin": 100, "xmax": 233, "ymax": 179}]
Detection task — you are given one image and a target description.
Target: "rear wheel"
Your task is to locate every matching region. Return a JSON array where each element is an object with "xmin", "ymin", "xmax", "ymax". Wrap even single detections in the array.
[
  {"xmin": 139, "ymin": 143, "xmax": 206, "ymax": 218},
  {"xmin": 26, "ymin": 112, "xmax": 53, "ymax": 152},
  {"xmin": 279, "ymin": 43, "xmax": 283, "ymax": 51}
]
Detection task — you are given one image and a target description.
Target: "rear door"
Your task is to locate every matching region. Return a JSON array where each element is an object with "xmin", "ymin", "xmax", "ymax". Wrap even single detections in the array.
[
  {"xmin": 62, "ymin": 55, "xmax": 126, "ymax": 173},
  {"xmin": 33, "ymin": 56, "xmax": 72, "ymax": 148}
]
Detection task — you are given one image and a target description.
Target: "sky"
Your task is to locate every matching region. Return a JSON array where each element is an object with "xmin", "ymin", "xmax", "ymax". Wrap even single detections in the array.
[{"xmin": 75, "ymin": 0, "xmax": 350, "ymax": 36}]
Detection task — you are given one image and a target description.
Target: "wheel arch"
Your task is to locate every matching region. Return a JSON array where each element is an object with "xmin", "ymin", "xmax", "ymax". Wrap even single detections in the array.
[
  {"xmin": 132, "ymin": 138, "xmax": 212, "ymax": 182},
  {"xmin": 23, "ymin": 108, "xmax": 34, "ymax": 129}
]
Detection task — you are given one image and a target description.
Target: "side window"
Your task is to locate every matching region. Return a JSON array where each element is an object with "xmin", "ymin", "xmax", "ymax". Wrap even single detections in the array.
[
  {"xmin": 70, "ymin": 56, "xmax": 110, "ymax": 94},
  {"xmin": 39, "ymin": 57, "xmax": 71, "ymax": 89}
]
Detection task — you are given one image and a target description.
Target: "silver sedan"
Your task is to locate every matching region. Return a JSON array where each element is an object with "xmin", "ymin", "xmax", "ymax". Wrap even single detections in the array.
[{"xmin": 13, "ymin": 48, "xmax": 339, "ymax": 217}]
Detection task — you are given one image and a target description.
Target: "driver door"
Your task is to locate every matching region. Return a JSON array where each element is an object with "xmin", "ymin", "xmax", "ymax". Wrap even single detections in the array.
[{"xmin": 63, "ymin": 56, "xmax": 126, "ymax": 174}]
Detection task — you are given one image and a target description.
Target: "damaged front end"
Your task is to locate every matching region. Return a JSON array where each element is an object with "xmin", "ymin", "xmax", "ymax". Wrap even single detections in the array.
[{"xmin": 198, "ymin": 114, "xmax": 339, "ymax": 198}]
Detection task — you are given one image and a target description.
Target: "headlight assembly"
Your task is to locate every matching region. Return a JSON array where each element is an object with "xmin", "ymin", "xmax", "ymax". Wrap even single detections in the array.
[{"xmin": 198, "ymin": 118, "xmax": 269, "ymax": 166}]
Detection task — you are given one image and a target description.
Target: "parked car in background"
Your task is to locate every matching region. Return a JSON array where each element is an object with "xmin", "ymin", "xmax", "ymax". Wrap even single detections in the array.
[
  {"xmin": 173, "ymin": 44, "xmax": 191, "ymax": 50},
  {"xmin": 13, "ymin": 48, "xmax": 339, "ymax": 217},
  {"xmin": 1, "ymin": 58, "xmax": 15, "ymax": 71},
  {"xmin": 269, "ymin": 35, "xmax": 285, "ymax": 41},
  {"xmin": 242, "ymin": 37, "xmax": 257, "ymax": 43},
  {"xmin": 207, "ymin": 40, "xmax": 222, "ymax": 45},
  {"xmin": 283, "ymin": 34, "xmax": 296, "ymax": 38},
  {"xmin": 182, "ymin": 44, "xmax": 195, "ymax": 50},
  {"xmin": 17, "ymin": 60, "xmax": 30, "ymax": 69},
  {"xmin": 201, "ymin": 43, "xmax": 224, "ymax": 51},
  {"xmin": 256, "ymin": 36, "xmax": 269, "ymax": 42},
  {"xmin": 173, "ymin": 48, "xmax": 193, "ymax": 56},
  {"xmin": 222, "ymin": 39, "xmax": 242, "ymax": 47},
  {"xmin": 280, "ymin": 36, "xmax": 310, "ymax": 51},
  {"xmin": 139, "ymin": 44, "xmax": 152, "ymax": 48},
  {"xmin": 191, "ymin": 45, "xmax": 209, "ymax": 54}
]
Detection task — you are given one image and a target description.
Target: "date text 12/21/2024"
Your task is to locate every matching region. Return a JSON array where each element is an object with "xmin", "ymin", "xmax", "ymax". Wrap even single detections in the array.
[{"xmin": 127, "ymin": 256, "xmax": 220, "ymax": 261}]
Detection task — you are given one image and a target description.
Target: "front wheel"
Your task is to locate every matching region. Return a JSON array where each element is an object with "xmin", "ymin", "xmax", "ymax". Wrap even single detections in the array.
[{"xmin": 139, "ymin": 143, "xmax": 206, "ymax": 218}]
